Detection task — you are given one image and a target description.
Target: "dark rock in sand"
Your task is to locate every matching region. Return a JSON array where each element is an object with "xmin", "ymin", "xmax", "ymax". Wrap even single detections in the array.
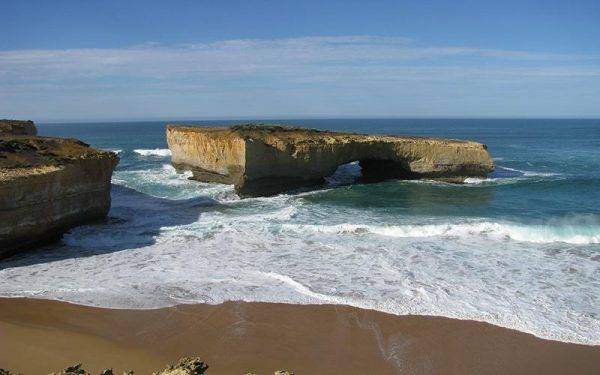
[
  {"xmin": 153, "ymin": 357, "xmax": 209, "ymax": 375},
  {"xmin": 44, "ymin": 357, "xmax": 208, "ymax": 375}
]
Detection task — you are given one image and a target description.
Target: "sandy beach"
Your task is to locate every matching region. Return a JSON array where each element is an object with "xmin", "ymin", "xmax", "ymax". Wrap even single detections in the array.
[{"xmin": 0, "ymin": 297, "xmax": 598, "ymax": 374}]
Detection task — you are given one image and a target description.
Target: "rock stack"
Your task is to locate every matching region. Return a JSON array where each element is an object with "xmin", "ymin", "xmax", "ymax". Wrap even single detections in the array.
[{"xmin": 0, "ymin": 120, "xmax": 119, "ymax": 259}]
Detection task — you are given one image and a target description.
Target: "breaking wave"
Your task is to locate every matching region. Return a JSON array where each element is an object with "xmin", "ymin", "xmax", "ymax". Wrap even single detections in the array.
[
  {"xmin": 284, "ymin": 221, "xmax": 600, "ymax": 245},
  {"xmin": 102, "ymin": 148, "xmax": 122, "ymax": 154},
  {"xmin": 497, "ymin": 166, "xmax": 560, "ymax": 177},
  {"xmin": 463, "ymin": 165, "xmax": 562, "ymax": 186},
  {"xmin": 133, "ymin": 148, "xmax": 172, "ymax": 157}
]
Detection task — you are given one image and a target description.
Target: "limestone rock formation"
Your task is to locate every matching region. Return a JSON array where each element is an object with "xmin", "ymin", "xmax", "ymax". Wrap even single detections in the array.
[
  {"xmin": 153, "ymin": 357, "xmax": 209, "ymax": 375},
  {"xmin": 167, "ymin": 124, "xmax": 494, "ymax": 197},
  {"xmin": 0, "ymin": 119, "xmax": 37, "ymax": 136},
  {"xmin": 0, "ymin": 133, "xmax": 119, "ymax": 259}
]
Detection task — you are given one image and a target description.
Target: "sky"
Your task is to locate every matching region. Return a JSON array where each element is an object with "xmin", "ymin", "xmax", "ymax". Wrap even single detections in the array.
[{"xmin": 1, "ymin": 0, "xmax": 599, "ymax": 121}]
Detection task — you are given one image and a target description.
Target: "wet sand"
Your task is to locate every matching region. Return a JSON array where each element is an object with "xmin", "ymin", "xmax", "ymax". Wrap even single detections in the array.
[{"xmin": 0, "ymin": 298, "xmax": 598, "ymax": 374}]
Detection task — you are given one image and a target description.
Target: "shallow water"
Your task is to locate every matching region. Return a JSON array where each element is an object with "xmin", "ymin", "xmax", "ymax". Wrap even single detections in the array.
[{"xmin": 1, "ymin": 119, "xmax": 599, "ymax": 344}]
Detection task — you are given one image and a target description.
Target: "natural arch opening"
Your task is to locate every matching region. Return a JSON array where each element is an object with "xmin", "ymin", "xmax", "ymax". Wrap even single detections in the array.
[
  {"xmin": 325, "ymin": 161, "xmax": 362, "ymax": 186},
  {"xmin": 358, "ymin": 159, "xmax": 414, "ymax": 183},
  {"xmin": 325, "ymin": 159, "xmax": 414, "ymax": 187}
]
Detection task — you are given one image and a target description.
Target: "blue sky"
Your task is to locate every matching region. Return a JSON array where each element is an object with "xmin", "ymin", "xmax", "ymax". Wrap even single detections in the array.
[{"xmin": 1, "ymin": 0, "xmax": 599, "ymax": 121}]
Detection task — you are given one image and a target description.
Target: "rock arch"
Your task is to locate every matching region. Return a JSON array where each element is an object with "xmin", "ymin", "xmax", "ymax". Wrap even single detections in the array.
[{"xmin": 167, "ymin": 124, "xmax": 494, "ymax": 197}]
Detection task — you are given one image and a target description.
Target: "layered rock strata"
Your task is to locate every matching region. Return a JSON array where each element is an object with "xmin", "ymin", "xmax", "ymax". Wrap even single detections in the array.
[
  {"xmin": 0, "ymin": 125, "xmax": 118, "ymax": 258},
  {"xmin": 167, "ymin": 124, "xmax": 494, "ymax": 197}
]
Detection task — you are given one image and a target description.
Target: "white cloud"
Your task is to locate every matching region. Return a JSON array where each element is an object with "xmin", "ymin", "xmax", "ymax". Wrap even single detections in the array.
[
  {"xmin": 1, "ymin": 36, "xmax": 599, "ymax": 119},
  {"xmin": 1, "ymin": 35, "xmax": 597, "ymax": 82}
]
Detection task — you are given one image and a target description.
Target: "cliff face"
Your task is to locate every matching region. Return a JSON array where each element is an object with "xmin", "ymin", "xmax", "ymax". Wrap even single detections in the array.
[
  {"xmin": 0, "ymin": 119, "xmax": 37, "ymax": 136},
  {"xmin": 167, "ymin": 124, "xmax": 494, "ymax": 197},
  {"xmin": 0, "ymin": 135, "xmax": 119, "ymax": 258}
]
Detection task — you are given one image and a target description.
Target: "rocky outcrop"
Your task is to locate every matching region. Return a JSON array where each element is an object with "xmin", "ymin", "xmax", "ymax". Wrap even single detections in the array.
[
  {"xmin": 2, "ymin": 357, "xmax": 290, "ymax": 375},
  {"xmin": 153, "ymin": 357, "xmax": 209, "ymax": 375},
  {"xmin": 167, "ymin": 124, "xmax": 494, "ymax": 197},
  {"xmin": 0, "ymin": 131, "xmax": 119, "ymax": 259},
  {"xmin": 0, "ymin": 119, "xmax": 37, "ymax": 135}
]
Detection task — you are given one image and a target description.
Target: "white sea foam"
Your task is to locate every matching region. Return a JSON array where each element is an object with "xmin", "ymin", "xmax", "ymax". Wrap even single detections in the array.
[
  {"xmin": 102, "ymin": 148, "xmax": 122, "ymax": 154},
  {"xmin": 463, "ymin": 165, "xmax": 561, "ymax": 186},
  {"xmin": 111, "ymin": 164, "xmax": 236, "ymax": 201},
  {"xmin": 133, "ymin": 148, "xmax": 172, "ymax": 157},
  {"xmin": 113, "ymin": 164, "xmax": 191, "ymax": 188},
  {"xmin": 325, "ymin": 161, "xmax": 362, "ymax": 186},
  {"xmin": 463, "ymin": 176, "xmax": 527, "ymax": 185},
  {"xmin": 1, "ymin": 157, "xmax": 599, "ymax": 346},
  {"xmin": 2, "ymin": 206, "xmax": 598, "ymax": 344},
  {"xmin": 497, "ymin": 165, "xmax": 560, "ymax": 177},
  {"xmin": 283, "ymin": 222, "xmax": 600, "ymax": 245}
]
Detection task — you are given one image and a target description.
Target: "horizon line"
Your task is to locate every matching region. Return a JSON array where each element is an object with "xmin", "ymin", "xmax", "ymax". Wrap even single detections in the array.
[{"xmin": 33, "ymin": 116, "xmax": 600, "ymax": 124}]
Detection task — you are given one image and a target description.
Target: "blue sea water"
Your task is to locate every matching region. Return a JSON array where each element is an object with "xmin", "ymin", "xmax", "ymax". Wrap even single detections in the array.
[{"xmin": 1, "ymin": 119, "xmax": 599, "ymax": 344}]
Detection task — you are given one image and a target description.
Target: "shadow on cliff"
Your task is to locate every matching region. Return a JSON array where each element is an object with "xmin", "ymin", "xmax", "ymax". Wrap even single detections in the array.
[{"xmin": 0, "ymin": 185, "xmax": 222, "ymax": 269}]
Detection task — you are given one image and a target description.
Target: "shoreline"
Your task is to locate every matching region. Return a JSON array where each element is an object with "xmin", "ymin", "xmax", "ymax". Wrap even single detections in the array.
[
  {"xmin": 1, "ymin": 298, "xmax": 598, "ymax": 374},
  {"xmin": 1, "ymin": 293, "xmax": 595, "ymax": 345}
]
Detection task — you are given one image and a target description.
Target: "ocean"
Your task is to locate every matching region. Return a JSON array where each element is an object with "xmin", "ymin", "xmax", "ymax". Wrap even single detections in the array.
[{"xmin": 1, "ymin": 119, "xmax": 599, "ymax": 344}]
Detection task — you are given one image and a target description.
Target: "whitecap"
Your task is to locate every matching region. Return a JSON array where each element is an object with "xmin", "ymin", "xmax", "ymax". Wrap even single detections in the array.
[
  {"xmin": 463, "ymin": 176, "xmax": 529, "ymax": 185},
  {"xmin": 497, "ymin": 165, "xmax": 560, "ymax": 177},
  {"xmin": 133, "ymin": 148, "xmax": 172, "ymax": 157},
  {"xmin": 283, "ymin": 221, "xmax": 600, "ymax": 245},
  {"xmin": 102, "ymin": 148, "xmax": 122, "ymax": 154}
]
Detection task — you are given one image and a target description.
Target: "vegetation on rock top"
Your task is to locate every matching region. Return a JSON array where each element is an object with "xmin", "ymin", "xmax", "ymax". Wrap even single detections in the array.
[{"xmin": 230, "ymin": 123, "xmax": 321, "ymax": 134}]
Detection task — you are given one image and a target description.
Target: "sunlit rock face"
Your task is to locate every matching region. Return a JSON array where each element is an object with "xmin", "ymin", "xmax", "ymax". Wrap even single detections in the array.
[
  {"xmin": 167, "ymin": 124, "xmax": 494, "ymax": 197},
  {"xmin": 0, "ymin": 127, "xmax": 119, "ymax": 259}
]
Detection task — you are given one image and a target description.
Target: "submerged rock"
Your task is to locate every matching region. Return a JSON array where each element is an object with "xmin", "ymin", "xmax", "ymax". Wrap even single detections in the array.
[
  {"xmin": 0, "ymin": 122, "xmax": 119, "ymax": 259},
  {"xmin": 42, "ymin": 357, "xmax": 208, "ymax": 375},
  {"xmin": 167, "ymin": 124, "xmax": 494, "ymax": 197}
]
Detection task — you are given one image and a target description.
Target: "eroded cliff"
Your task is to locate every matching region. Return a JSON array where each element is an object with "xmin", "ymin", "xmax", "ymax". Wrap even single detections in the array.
[
  {"xmin": 0, "ymin": 119, "xmax": 37, "ymax": 136},
  {"xmin": 0, "ymin": 132, "xmax": 119, "ymax": 258},
  {"xmin": 167, "ymin": 124, "xmax": 494, "ymax": 197}
]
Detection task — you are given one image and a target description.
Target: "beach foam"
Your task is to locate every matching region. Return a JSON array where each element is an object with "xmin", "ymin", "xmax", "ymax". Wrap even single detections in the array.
[
  {"xmin": 1, "ymin": 130, "xmax": 599, "ymax": 346},
  {"xmin": 1, "ymin": 177, "xmax": 598, "ymax": 345}
]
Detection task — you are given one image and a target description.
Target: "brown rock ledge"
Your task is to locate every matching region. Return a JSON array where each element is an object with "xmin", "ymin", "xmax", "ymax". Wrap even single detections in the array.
[
  {"xmin": 0, "ymin": 119, "xmax": 38, "ymax": 136},
  {"xmin": 167, "ymin": 124, "xmax": 494, "ymax": 197},
  {"xmin": 0, "ymin": 131, "xmax": 119, "ymax": 258}
]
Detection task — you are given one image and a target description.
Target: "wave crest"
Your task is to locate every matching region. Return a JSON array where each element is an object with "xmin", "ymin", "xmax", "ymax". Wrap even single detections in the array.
[
  {"xmin": 284, "ymin": 221, "xmax": 600, "ymax": 244},
  {"xmin": 133, "ymin": 148, "xmax": 172, "ymax": 157}
]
